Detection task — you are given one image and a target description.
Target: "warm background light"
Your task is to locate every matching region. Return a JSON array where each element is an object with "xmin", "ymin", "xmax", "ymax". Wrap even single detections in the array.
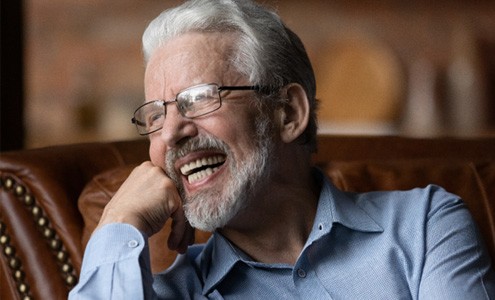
[{"xmin": 24, "ymin": 0, "xmax": 495, "ymax": 148}]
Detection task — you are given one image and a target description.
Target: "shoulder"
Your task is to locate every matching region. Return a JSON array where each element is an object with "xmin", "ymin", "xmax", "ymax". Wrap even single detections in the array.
[
  {"xmin": 341, "ymin": 184, "xmax": 472, "ymax": 239},
  {"xmin": 355, "ymin": 184, "xmax": 465, "ymax": 218}
]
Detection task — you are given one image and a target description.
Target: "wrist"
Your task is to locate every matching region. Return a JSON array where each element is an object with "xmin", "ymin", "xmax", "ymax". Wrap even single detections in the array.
[{"xmin": 97, "ymin": 207, "xmax": 150, "ymax": 234}]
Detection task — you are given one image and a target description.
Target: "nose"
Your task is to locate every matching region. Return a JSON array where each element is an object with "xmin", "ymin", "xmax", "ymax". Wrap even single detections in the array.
[{"xmin": 159, "ymin": 103, "xmax": 197, "ymax": 148}]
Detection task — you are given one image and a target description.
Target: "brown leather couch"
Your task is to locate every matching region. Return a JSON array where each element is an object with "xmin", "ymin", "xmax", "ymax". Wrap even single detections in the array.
[{"xmin": 1, "ymin": 135, "xmax": 494, "ymax": 299}]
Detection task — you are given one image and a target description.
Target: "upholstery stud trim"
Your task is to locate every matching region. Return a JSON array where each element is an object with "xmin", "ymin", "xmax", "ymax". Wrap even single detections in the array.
[
  {"xmin": 0, "ymin": 220, "xmax": 32, "ymax": 300},
  {"xmin": 0, "ymin": 174, "xmax": 78, "ymax": 296}
]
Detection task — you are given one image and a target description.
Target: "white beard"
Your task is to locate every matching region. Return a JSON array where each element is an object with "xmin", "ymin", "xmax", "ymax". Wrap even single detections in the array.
[{"xmin": 165, "ymin": 113, "xmax": 273, "ymax": 232}]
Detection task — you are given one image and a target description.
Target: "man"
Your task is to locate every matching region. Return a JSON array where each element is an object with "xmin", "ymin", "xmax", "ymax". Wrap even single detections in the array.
[{"xmin": 70, "ymin": 0, "xmax": 495, "ymax": 299}]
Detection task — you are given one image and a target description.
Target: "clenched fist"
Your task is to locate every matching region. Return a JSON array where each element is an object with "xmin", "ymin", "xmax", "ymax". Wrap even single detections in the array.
[{"xmin": 96, "ymin": 161, "xmax": 194, "ymax": 253}]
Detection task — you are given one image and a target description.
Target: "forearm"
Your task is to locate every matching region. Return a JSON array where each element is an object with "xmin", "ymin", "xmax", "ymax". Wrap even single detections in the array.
[{"xmin": 69, "ymin": 223, "xmax": 156, "ymax": 299}]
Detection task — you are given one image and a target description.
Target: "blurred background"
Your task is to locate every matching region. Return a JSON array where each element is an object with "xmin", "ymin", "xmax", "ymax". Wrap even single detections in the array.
[{"xmin": 1, "ymin": 0, "xmax": 495, "ymax": 150}]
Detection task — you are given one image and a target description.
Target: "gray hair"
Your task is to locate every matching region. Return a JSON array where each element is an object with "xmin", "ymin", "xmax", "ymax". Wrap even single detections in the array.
[{"xmin": 143, "ymin": 0, "xmax": 318, "ymax": 152}]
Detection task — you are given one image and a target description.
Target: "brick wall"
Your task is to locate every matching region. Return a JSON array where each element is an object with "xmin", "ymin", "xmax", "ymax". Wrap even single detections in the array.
[{"xmin": 24, "ymin": 0, "xmax": 495, "ymax": 148}]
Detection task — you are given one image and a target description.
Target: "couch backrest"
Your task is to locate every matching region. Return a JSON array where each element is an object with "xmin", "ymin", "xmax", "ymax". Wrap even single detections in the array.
[{"xmin": 1, "ymin": 135, "xmax": 494, "ymax": 300}]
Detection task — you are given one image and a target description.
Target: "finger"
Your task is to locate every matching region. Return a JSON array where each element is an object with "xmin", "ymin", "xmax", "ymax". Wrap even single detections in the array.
[
  {"xmin": 167, "ymin": 205, "xmax": 189, "ymax": 251},
  {"xmin": 175, "ymin": 221, "xmax": 195, "ymax": 254}
]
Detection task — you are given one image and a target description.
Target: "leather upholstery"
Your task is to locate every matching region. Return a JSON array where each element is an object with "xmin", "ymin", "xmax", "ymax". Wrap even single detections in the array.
[
  {"xmin": 0, "ymin": 140, "xmax": 149, "ymax": 300},
  {"xmin": 1, "ymin": 135, "xmax": 494, "ymax": 299}
]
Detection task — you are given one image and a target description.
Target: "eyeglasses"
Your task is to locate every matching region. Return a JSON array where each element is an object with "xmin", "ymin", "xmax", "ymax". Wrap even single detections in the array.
[{"xmin": 131, "ymin": 83, "xmax": 260, "ymax": 135}]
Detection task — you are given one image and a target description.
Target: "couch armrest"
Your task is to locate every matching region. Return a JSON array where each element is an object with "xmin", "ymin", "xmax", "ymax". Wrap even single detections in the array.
[{"xmin": 0, "ymin": 140, "xmax": 148, "ymax": 300}]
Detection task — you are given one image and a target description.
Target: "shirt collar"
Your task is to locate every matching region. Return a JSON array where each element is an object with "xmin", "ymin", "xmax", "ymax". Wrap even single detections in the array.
[
  {"xmin": 201, "ymin": 233, "xmax": 242, "ymax": 295},
  {"xmin": 201, "ymin": 168, "xmax": 383, "ymax": 295},
  {"xmin": 306, "ymin": 169, "xmax": 383, "ymax": 247}
]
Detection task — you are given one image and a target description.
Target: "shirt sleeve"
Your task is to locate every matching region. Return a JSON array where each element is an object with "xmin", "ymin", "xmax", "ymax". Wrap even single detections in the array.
[
  {"xmin": 68, "ymin": 223, "xmax": 155, "ymax": 300},
  {"xmin": 418, "ymin": 187, "xmax": 495, "ymax": 299}
]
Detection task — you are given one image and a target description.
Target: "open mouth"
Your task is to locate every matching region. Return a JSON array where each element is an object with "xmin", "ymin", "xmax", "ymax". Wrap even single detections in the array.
[{"xmin": 180, "ymin": 155, "xmax": 226, "ymax": 184}]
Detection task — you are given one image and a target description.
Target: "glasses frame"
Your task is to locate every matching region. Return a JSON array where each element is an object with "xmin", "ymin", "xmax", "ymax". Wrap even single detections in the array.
[{"xmin": 131, "ymin": 83, "xmax": 261, "ymax": 136}]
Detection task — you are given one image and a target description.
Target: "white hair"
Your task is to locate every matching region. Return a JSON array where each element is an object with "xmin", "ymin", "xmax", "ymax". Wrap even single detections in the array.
[{"xmin": 143, "ymin": 0, "xmax": 318, "ymax": 152}]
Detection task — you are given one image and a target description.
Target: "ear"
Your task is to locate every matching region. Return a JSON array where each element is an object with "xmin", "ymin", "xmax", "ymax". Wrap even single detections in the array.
[{"xmin": 277, "ymin": 83, "xmax": 310, "ymax": 144}]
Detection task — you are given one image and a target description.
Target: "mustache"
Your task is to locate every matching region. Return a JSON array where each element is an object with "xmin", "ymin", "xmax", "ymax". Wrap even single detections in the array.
[{"xmin": 165, "ymin": 135, "xmax": 230, "ymax": 177}]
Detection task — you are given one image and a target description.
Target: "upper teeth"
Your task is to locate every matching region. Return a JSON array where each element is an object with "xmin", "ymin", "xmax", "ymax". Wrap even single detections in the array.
[{"xmin": 180, "ymin": 155, "xmax": 225, "ymax": 176}]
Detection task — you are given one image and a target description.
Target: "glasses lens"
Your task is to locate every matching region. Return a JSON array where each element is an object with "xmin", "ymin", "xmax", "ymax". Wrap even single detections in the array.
[
  {"xmin": 134, "ymin": 100, "xmax": 165, "ymax": 134},
  {"xmin": 178, "ymin": 84, "xmax": 221, "ymax": 118}
]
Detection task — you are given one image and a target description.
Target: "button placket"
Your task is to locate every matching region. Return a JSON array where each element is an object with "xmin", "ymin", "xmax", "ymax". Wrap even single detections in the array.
[{"xmin": 297, "ymin": 268, "xmax": 307, "ymax": 278}]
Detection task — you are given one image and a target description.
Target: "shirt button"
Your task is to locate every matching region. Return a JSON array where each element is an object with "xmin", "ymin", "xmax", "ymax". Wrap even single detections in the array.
[
  {"xmin": 318, "ymin": 223, "xmax": 324, "ymax": 230},
  {"xmin": 297, "ymin": 268, "xmax": 307, "ymax": 278},
  {"xmin": 127, "ymin": 240, "xmax": 139, "ymax": 248}
]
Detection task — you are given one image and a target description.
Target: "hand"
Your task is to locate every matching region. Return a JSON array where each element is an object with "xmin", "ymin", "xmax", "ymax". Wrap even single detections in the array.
[{"xmin": 96, "ymin": 161, "xmax": 194, "ymax": 253}]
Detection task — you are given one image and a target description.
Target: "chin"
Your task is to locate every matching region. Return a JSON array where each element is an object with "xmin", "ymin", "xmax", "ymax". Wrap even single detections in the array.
[{"xmin": 183, "ymin": 183, "xmax": 249, "ymax": 232}]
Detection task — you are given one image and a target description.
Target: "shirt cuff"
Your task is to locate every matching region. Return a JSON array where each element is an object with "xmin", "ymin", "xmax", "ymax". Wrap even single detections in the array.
[{"xmin": 81, "ymin": 223, "xmax": 147, "ymax": 274}]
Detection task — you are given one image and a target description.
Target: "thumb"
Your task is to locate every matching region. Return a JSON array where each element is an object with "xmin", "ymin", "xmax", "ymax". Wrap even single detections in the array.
[{"xmin": 167, "ymin": 204, "xmax": 194, "ymax": 252}]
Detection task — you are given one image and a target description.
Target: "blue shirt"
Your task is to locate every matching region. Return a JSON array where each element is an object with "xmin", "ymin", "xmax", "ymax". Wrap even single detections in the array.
[{"xmin": 70, "ymin": 171, "xmax": 495, "ymax": 299}]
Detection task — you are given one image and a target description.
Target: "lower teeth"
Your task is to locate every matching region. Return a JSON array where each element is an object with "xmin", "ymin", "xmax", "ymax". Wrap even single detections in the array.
[{"xmin": 188, "ymin": 167, "xmax": 219, "ymax": 183}]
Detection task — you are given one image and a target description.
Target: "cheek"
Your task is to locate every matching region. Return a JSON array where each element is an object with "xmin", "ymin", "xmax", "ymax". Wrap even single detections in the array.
[
  {"xmin": 224, "ymin": 116, "xmax": 262, "ymax": 155},
  {"xmin": 149, "ymin": 139, "xmax": 165, "ymax": 167}
]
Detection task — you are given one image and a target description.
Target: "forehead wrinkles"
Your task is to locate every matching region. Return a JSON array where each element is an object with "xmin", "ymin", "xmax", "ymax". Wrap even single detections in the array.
[{"xmin": 145, "ymin": 32, "xmax": 241, "ymax": 99}]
